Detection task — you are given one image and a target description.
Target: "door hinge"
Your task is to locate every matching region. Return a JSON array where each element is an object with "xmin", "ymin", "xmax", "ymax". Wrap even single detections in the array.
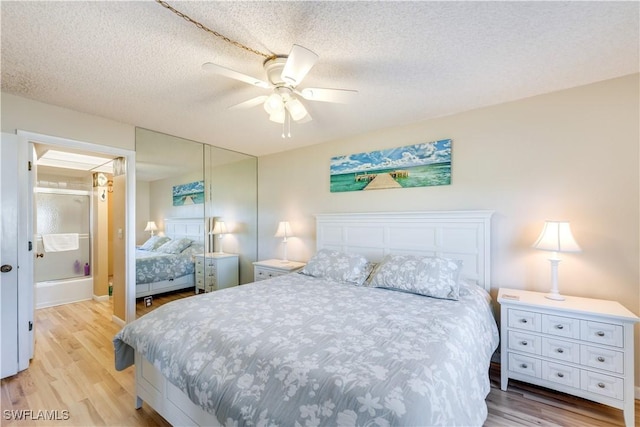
[
  {"xmin": 28, "ymin": 241, "xmax": 32, "ymax": 251},
  {"xmin": 28, "ymin": 161, "xmax": 32, "ymax": 171},
  {"xmin": 28, "ymin": 321, "xmax": 33, "ymax": 331}
]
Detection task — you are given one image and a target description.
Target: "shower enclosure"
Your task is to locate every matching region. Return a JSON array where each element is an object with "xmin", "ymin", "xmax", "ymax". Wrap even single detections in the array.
[{"xmin": 35, "ymin": 188, "xmax": 93, "ymax": 308}]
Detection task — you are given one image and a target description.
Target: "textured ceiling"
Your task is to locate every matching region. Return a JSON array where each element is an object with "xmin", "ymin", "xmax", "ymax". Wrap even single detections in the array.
[{"xmin": 1, "ymin": 1, "xmax": 638, "ymax": 157}]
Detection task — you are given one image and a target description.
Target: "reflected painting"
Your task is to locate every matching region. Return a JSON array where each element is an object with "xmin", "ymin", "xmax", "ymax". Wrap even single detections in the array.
[
  {"xmin": 330, "ymin": 139, "xmax": 452, "ymax": 192},
  {"xmin": 173, "ymin": 180, "xmax": 205, "ymax": 206}
]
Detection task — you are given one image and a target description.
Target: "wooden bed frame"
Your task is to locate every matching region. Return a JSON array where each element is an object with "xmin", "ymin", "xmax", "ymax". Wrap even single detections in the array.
[
  {"xmin": 132, "ymin": 210, "xmax": 494, "ymax": 424},
  {"xmin": 135, "ymin": 217, "xmax": 206, "ymax": 298}
]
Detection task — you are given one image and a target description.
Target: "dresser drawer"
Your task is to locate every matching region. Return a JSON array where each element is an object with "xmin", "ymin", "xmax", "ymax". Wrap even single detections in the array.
[
  {"xmin": 580, "ymin": 345, "xmax": 624, "ymax": 374},
  {"xmin": 580, "ymin": 320, "xmax": 623, "ymax": 348},
  {"xmin": 581, "ymin": 370, "xmax": 624, "ymax": 400},
  {"xmin": 541, "ymin": 314, "xmax": 580, "ymax": 339},
  {"xmin": 508, "ymin": 353, "xmax": 541, "ymax": 378},
  {"xmin": 541, "ymin": 337, "xmax": 580, "ymax": 363},
  {"xmin": 542, "ymin": 361, "xmax": 580, "ymax": 388},
  {"xmin": 508, "ymin": 309, "xmax": 541, "ymax": 332},
  {"xmin": 508, "ymin": 330, "xmax": 541, "ymax": 355}
]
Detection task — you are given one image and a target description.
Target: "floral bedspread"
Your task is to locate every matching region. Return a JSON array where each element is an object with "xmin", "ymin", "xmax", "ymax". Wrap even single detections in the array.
[
  {"xmin": 135, "ymin": 249, "xmax": 194, "ymax": 285},
  {"xmin": 114, "ymin": 273, "xmax": 499, "ymax": 426}
]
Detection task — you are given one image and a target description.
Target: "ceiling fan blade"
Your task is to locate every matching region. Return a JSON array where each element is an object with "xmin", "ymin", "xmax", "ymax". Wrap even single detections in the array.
[
  {"xmin": 202, "ymin": 62, "xmax": 270, "ymax": 88},
  {"xmin": 281, "ymin": 44, "xmax": 319, "ymax": 86},
  {"xmin": 299, "ymin": 87, "xmax": 358, "ymax": 104},
  {"xmin": 229, "ymin": 96, "xmax": 269, "ymax": 110}
]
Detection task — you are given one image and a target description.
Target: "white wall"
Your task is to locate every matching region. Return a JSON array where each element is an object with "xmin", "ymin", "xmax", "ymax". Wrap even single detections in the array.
[
  {"xmin": 257, "ymin": 74, "xmax": 640, "ymax": 384},
  {"xmin": 1, "ymin": 93, "xmax": 134, "ymax": 149},
  {"xmin": 135, "ymin": 180, "xmax": 151, "ymax": 245}
]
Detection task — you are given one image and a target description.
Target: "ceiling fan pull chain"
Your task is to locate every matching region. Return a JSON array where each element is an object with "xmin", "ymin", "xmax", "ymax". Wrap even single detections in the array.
[
  {"xmin": 155, "ymin": 0, "xmax": 271, "ymax": 59},
  {"xmin": 288, "ymin": 112, "xmax": 292, "ymax": 138}
]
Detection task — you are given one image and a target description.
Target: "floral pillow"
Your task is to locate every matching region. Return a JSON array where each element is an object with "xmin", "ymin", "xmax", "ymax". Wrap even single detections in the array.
[
  {"xmin": 368, "ymin": 254, "xmax": 463, "ymax": 300},
  {"xmin": 139, "ymin": 236, "xmax": 170, "ymax": 251},
  {"xmin": 180, "ymin": 244, "xmax": 205, "ymax": 257},
  {"xmin": 156, "ymin": 237, "xmax": 193, "ymax": 254},
  {"xmin": 300, "ymin": 249, "xmax": 371, "ymax": 285}
]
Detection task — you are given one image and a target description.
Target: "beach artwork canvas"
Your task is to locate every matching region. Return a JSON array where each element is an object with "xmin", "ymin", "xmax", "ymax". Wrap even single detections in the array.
[
  {"xmin": 330, "ymin": 139, "xmax": 452, "ymax": 193},
  {"xmin": 172, "ymin": 180, "xmax": 205, "ymax": 206}
]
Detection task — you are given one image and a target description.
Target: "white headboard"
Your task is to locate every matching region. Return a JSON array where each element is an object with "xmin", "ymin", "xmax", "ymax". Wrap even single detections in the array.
[
  {"xmin": 315, "ymin": 211, "xmax": 494, "ymax": 291},
  {"xmin": 164, "ymin": 217, "xmax": 206, "ymax": 245}
]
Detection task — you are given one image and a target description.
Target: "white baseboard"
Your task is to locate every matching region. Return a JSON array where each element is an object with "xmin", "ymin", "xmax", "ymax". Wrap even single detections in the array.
[
  {"xmin": 112, "ymin": 315, "xmax": 125, "ymax": 327},
  {"xmin": 93, "ymin": 294, "xmax": 109, "ymax": 302}
]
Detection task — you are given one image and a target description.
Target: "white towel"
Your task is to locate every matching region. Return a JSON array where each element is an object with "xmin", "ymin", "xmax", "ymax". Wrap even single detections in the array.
[{"xmin": 42, "ymin": 233, "xmax": 79, "ymax": 252}]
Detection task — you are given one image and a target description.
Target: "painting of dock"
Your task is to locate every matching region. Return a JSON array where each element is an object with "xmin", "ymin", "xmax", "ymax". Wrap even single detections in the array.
[
  {"xmin": 172, "ymin": 180, "xmax": 205, "ymax": 206},
  {"xmin": 330, "ymin": 139, "xmax": 451, "ymax": 192}
]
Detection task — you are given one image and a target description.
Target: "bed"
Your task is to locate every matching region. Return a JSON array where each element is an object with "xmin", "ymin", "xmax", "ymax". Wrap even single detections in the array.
[
  {"xmin": 115, "ymin": 210, "xmax": 499, "ymax": 426},
  {"xmin": 135, "ymin": 218, "xmax": 206, "ymax": 298}
]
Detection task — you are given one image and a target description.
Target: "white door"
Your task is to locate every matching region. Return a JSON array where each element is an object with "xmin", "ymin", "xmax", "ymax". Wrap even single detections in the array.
[{"xmin": 1, "ymin": 133, "xmax": 20, "ymax": 378}]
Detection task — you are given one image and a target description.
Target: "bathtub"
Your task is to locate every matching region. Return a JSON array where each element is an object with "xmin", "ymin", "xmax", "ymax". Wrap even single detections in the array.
[{"xmin": 35, "ymin": 276, "xmax": 93, "ymax": 309}]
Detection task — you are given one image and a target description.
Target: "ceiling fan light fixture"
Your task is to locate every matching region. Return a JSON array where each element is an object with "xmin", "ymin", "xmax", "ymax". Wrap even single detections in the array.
[
  {"xmin": 285, "ymin": 98, "xmax": 308, "ymax": 121},
  {"xmin": 264, "ymin": 93, "xmax": 284, "ymax": 114},
  {"xmin": 269, "ymin": 109, "xmax": 286, "ymax": 124}
]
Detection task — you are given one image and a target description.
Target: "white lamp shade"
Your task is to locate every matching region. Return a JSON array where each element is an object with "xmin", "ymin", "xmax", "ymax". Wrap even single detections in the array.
[
  {"xmin": 264, "ymin": 93, "xmax": 284, "ymax": 114},
  {"xmin": 269, "ymin": 109, "xmax": 286, "ymax": 124},
  {"xmin": 274, "ymin": 221, "xmax": 292, "ymax": 238},
  {"xmin": 285, "ymin": 98, "xmax": 308, "ymax": 121},
  {"xmin": 210, "ymin": 221, "xmax": 228, "ymax": 235},
  {"xmin": 144, "ymin": 221, "xmax": 158, "ymax": 232},
  {"xmin": 533, "ymin": 221, "xmax": 581, "ymax": 253}
]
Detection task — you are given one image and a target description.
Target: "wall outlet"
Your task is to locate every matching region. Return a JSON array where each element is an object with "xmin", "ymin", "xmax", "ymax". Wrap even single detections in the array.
[{"xmin": 144, "ymin": 296, "xmax": 153, "ymax": 307}]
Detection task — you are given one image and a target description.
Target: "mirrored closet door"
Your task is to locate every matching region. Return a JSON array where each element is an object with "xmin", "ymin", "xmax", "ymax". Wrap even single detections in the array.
[{"xmin": 134, "ymin": 128, "xmax": 257, "ymax": 315}]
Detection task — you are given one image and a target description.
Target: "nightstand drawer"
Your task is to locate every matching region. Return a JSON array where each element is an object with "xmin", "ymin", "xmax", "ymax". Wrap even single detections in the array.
[
  {"xmin": 508, "ymin": 309, "xmax": 541, "ymax": 332},
  {"xmin": 195, "ymin": 258, "xmax": 217, "ymax": 268},
  {"xmin": 581, "ymin": 370, "xmax": 624, "ymax": 400},
  {"xmin": 541, "ymin": 314, "xmax": 581, "ymax": 339},
  {"xmin": 542, "ymin": 361, "xmax": 580, "ymax": 388},
  {"xmin": 254, "ymin": 267, "xmax": 285, "ymax": 281},
  {"xmin": 580, "ymin": 320, "xmax": 623, "ymax": 348},
  {"xmin": 508, "ymin": 353, "xmax": 541, "ymax": 378},
  {"xmin": 541, "ymin": 337, "xmax": 580, "ymax": 363},
  {"xmin": 580, "ymin": 345, "xmax": 624, "ymax": 374},
  {"xmin": 508, "ymin": 330, "xmax": 541, "ymax": 355}
]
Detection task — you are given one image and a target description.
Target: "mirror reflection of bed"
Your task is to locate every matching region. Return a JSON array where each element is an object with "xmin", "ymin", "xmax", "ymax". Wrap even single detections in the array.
[
  {"xmin": 135, "ymin": 218, "xmax": 206, "ymax": 310},
  {"xmin": 134, "ymin": 128, "xmax": 258, "ymax": 317}
]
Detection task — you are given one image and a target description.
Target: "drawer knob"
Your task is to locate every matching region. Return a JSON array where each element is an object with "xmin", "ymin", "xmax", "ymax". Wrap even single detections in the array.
[
  {"xmin": 597, "ymin": 382, "xmax": 606, "ymax": 388},
  {"xmin": 555, "ymin": 324, "xmax": 564, "ymax": 330},
  {"xmin": 520, "ymin": 319, "xmax": 528, "ymax": 324},
  {"xmin": 596, "ymin": 331, "xmax": 605, "ymax": 337},
  {"xmin": 520, "ymin": 363, "xmax": 528, "ymax": 369},
  {"xmin": 597, "ymin": 356, "xmax": 605, "ymax": 362},
  {"xmin": 556, "ymin": 348, "xmax": 564, "ymax": 354},
  {"xmin": 520, "ymin": 341, "xmax": 528, "ymax": 346},
  {"xmin": 557, "ymin": 372, "xmax": 564, "ymax": 378}
]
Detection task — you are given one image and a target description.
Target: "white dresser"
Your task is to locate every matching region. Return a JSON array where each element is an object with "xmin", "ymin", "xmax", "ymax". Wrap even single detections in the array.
[
  {"xmin": 498, "ymin": 288, "xmax": 639, "ymax": 427},
  {"xmin": 194, "ymin": 253, "xmax": 239, "ymax": 293},
  {"xmin": 253, "ymin": 259, "xmax": 305, "ymax": 282}
]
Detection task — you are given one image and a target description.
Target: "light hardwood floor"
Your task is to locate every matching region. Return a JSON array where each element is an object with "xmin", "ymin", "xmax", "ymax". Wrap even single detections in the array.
[{"xmin": 2, "ymin": 292, "xmax": 637, "ymax": 426}]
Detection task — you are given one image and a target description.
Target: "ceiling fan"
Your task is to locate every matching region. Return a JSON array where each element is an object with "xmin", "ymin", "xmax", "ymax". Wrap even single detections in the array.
[{"xmin": 202, "ymin": 45, "xmax": 358, "ymax": 129}]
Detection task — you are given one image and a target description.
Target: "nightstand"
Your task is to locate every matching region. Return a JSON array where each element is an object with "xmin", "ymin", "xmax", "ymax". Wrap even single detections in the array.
[
  {"xmin": 498, "ymin": 288, "xmax": 639, "ymax": 427},
  {"xmin": 252, "ymin": 259, "xmax": 306, "ymax": 282},
  {"xmin": 194, "ymin": 253, "xmax": 239, "ymax": 293}
]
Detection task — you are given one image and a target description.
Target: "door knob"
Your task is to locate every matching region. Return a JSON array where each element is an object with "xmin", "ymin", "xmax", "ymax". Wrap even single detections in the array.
[{"xmin": 1, "ymin": 264, "xmax": 13, "ymax": 273}]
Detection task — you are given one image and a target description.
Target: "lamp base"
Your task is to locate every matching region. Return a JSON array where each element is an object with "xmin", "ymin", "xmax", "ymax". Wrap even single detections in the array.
[{"xmin": 545, "ymin": 292, "xmax": 565, "ymax": 301}]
